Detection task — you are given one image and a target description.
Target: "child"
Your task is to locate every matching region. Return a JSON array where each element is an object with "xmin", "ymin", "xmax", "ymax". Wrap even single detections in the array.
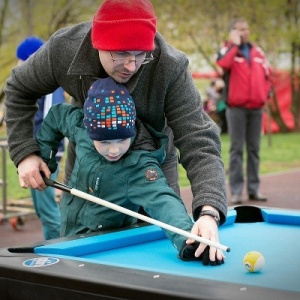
[{"xmin": 36, "ymin": 77, "xmax": 222, "ymax": 264}]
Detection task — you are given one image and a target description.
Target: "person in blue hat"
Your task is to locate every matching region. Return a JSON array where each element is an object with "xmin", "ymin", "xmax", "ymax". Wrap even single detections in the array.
[
  {"xmin": 16, "ymin": 36, "xmax": 44, "ymax": 61},
  {"xmin": 35, "ymin": 77, "xmax": 224, "ymax": 264},
  {"xmin": 16, "ymin": 36, "xmax": 65, "ymax": 239}
]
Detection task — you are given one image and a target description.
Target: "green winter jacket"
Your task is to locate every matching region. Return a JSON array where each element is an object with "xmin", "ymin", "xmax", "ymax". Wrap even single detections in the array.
[{"xmin": 36, "ymin": 103, "xmax": 193, "ymax": 250}]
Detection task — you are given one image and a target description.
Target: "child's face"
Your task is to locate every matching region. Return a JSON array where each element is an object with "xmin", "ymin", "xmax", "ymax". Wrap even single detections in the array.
[{"xmin": 93, "ymin": 138, "xmax": 131, "ymax": 162}]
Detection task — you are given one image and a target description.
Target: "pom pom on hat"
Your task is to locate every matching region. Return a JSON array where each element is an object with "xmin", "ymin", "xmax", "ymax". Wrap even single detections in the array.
[
  {"xmin": 16, "ymin": 36, "xmax": 44, "ymax": 61},
  {"xmin": 92, "ymin": 0, "xmax": 157, "ymax": 51},
  {"xmin": 84, "ymin": 77, "xmax": 136, "ymax": 141}
]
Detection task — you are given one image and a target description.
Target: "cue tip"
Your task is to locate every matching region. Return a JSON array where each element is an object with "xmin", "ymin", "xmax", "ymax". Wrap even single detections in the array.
[{"xmin": 226, "ymin": 247, "xmax": 231, "ymax": 253}]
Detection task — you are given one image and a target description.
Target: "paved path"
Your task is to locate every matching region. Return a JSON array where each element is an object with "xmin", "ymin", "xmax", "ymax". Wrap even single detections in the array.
[
  {"xmin": 0, "ymin": 169, "xmax": 299, "ymax": 248},
  {"xmin": 181, "ymin": 168, "xmax": 300, "ymax": 214}
]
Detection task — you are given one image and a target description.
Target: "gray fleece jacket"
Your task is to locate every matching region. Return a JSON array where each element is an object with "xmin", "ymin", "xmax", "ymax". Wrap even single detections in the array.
[{"xmin": 4, "ymin": 21, "xmax": 227, "ymax": 224}]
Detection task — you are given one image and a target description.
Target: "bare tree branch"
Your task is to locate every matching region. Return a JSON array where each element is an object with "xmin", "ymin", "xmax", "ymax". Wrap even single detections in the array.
[{"xmin": 48, "ymin": 0, "xmax": 79, "ymax": 35}]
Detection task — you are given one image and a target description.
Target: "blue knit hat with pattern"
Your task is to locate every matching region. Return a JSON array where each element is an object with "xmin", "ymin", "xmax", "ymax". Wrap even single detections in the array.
[
  {"xmin": 16, "ymin": 36, "xmax": 44, "ymax": 61},
  {"xmin": 84, "ymin": 77, "xmax": 136, "ymax": 141}
]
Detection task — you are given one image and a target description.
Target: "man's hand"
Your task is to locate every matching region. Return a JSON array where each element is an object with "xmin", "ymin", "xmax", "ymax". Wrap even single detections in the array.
[
  {"xmin": 229, "ymin": 29, "xmax": 241, "ymax": 46},
  {"xmin": 18, "ymin": 154, "xmax": 51, "ymax": 190},
  {"xmin": 185, "ymin": 212, "xmax": 226, "ymax": 264}
]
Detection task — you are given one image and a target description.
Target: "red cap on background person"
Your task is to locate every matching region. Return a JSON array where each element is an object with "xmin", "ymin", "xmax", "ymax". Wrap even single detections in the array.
[
  {"xmin": 16, "ymin": 36, "xmax": 44, "ymax": 61},
  {"xmin": 91, "ymin": 0, "xmax": 157, "ymax": 51}
]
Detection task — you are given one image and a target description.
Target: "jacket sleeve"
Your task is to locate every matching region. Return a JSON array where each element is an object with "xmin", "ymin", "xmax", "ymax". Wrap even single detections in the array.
[
  {"xmin": 4, "ymin": 38, "xmax": 61, "ymax": 167},
  {"xmin": 216, "ymin": 43, "xmax": 239, "ymax": 70},
  {"xmin": 156, "ymin": 54, "xmax": 227, "ymax": 225},
  {"xmin": 127, "ymin": 160, "xmax": 193, "ymax": 250},
  {"xmin": 36, "ymin": 103, "xmax": 82, "ymax": 172}
]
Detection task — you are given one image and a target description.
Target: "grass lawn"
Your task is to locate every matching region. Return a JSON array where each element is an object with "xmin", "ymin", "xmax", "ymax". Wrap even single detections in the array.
[
  {"xmin": 179, "ymin": 131, "xmax": 300, "ymax": 187},
  {"xmin": 1, "ymin": 125, "xmax": 300, "ymax": 200}
]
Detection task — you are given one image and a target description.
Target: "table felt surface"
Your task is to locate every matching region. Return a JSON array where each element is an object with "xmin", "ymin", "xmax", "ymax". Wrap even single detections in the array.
[{"xmin": 34, "ymin": 208, "xmax": 300, "ymax": 293}]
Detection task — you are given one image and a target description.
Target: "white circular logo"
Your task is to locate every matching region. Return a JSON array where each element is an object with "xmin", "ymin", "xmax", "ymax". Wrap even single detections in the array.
[{"xmin": 23, "ymin": 257, "xmax": 60, "ymax": 267}]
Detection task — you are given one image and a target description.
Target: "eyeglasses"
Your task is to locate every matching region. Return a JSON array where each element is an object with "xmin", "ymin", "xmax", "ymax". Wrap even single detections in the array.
[{"xmin": 109, "ymin": 52, "xmax": 154, "ymax": 66}]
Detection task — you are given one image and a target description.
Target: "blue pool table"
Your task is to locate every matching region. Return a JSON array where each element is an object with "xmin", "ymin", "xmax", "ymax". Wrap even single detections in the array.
[{"xmin": 0, "ymin": 206, "xmax": 299, "ymax": 300}]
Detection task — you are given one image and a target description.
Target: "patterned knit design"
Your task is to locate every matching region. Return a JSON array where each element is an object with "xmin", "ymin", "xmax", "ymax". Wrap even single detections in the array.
[{"xmin": 84, "ymin": 77, "xmax": 136, "ymax": 141}]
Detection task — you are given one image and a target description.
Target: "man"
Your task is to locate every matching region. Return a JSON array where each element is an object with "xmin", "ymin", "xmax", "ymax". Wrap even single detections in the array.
[
  {"xmin": 217, "ymin": 18, "xmax": 271, "ymax": 204},
  {"xmin": 5, "ymin": 0, "xmax": 227, "ymax": 263}
]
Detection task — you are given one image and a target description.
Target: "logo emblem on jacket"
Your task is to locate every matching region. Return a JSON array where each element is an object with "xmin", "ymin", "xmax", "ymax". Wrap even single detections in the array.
[{"xmin": 145, "ymin": 169, "xmax": 158, "ymax": 181}]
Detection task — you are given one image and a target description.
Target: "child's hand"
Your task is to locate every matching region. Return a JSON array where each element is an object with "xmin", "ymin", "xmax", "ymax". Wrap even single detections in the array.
[{"xmin": 179, "ymin": 242, "xmax": 224, "ymax": 266}]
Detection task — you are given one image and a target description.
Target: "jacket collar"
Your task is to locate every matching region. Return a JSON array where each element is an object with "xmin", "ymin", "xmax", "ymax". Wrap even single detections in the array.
[{"xmin": 67, "ymin": 28, "xmax": 103, "ymax": 77}]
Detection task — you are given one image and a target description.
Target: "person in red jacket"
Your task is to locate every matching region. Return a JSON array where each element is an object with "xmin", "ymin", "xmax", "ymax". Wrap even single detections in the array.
[{"xmin": 217, "ymin": 18, "xmax": 271, "ymax": 204}]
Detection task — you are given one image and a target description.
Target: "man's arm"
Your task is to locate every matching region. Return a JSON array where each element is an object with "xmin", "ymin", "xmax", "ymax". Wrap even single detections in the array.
[
  {"xmin": 4, "ymin": 40, "xmax": 59, "ymax": 167},
  {"xmin": 216, "ymin": 43, "xmax": 239, "ymax": 70},
  {"xmin": 216, "ymin": 29, "xmax": 243, "ymax": 69},
  {"xmin": 161, "ymin": 60, "xmax": 227, "ymax": 224}
]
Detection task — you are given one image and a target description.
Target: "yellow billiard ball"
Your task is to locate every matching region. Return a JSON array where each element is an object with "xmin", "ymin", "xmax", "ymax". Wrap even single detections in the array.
[{"xmin": 243, "ymin": 251, "xmax": 265, "ymax": 272}]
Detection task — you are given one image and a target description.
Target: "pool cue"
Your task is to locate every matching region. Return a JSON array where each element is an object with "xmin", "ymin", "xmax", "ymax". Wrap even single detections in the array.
[{"xmin": 44, "ymin": 177, "xmax": 230, "ymax": 252}]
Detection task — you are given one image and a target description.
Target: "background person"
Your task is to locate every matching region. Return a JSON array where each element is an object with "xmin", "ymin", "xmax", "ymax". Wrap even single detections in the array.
[
  {"xmin": 5, "ymin": 0, "xmax": 227, "ymax": 261},
  {"xmin": 16, "ymin": 36, "xmax": 65, "ymax": 239},
  {"xmin": 216, "ymin": 18, "xmax": 271, "ymax": 204},
  {"xmin": 205, "ymin": 78, "xmax": 227, "ymax": 134}
]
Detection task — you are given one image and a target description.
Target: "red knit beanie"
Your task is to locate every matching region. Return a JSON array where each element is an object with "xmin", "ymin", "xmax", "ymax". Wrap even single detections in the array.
[{"xmin": 92, "ymin": 0, "xmax": 157, "ymax": 51}]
